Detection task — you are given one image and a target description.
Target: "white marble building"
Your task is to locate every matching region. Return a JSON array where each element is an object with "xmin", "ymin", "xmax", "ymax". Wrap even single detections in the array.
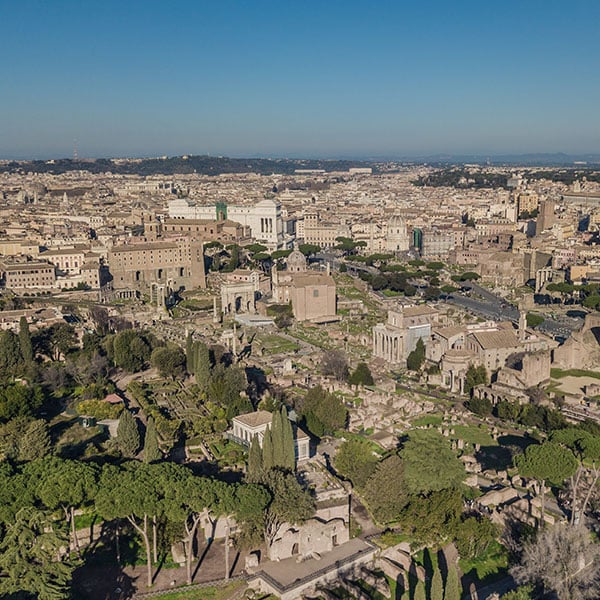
[{"xmin": 168, "ymin": 197, "xmax": 284, "ymax": 250}]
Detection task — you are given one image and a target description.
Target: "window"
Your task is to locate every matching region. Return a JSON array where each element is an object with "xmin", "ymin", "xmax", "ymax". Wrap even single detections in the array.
[{"xmin": 313, "ymin": 289, "xmax": 319, "ymax": 298}]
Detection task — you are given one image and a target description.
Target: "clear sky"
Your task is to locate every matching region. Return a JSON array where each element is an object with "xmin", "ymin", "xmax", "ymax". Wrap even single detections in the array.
[{"xmin": 1, "ymin": 0, "xmax": 599, "ymax": 159}]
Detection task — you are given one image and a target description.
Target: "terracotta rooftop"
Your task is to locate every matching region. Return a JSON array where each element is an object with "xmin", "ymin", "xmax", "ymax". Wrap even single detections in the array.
[
  {"xmin": 102, "ymin": 393, "xmax": 124, "ymax": 404},
  {"xmin": 291, "ymin": 273, "xmax": 335, "ymax": 287},
  {"xmin": 470, "ymin": 329, "xmax": 520, "ymax": 350},
  {"xmin": 433, "ymin": 326, "xmax": 464, "ymax": 339},
  {"xmin": 403, "ymin": 304, "xmax": 438, "ymax": 316}
]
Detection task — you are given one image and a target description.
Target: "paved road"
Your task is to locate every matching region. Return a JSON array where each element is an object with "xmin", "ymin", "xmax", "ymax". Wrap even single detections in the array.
[{"xmin": 447, "ymin": 283, "xmax": 582, "ymax": 340}]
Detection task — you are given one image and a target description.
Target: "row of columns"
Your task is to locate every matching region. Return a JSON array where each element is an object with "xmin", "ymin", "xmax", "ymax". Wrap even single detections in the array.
[
  {"xmin": 260, "ymin": 217, "xmax": 273, "ymax": 234},
  {"xmin": 373, "ymin": 330, "xmax": 403, "ymax": 364}
]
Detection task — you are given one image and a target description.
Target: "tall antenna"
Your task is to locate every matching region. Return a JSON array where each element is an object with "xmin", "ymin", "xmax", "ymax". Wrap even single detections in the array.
[{"xmin": 73, "ymin": 139, "xmax": 78, "ymax": 161}]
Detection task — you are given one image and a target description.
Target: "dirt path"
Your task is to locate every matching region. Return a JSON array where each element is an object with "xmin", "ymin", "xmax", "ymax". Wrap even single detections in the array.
[{"xmin": 73, "ymin": 539, "xmax": 249, "ymax": 600}]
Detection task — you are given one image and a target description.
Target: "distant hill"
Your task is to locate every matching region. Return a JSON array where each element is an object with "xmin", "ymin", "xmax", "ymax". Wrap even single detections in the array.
[
  {"xmin": 0, "ymin": 155, "xmax": 376, "ymax": 176},
  {"xmin": 414, "ymin": 153, "xmax": 600, "ymax": 167}
]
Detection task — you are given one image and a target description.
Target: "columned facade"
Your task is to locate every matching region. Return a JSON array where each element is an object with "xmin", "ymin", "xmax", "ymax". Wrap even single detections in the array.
[{"xmin": 372, "ymin": 324, "xmax": 404, "ymax": 364}]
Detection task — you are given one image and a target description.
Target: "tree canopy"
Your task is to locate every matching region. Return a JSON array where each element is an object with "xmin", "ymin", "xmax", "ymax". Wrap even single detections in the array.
[{"xmin": 400, "ymin": 430, "xmax": 465, "ymax": 495}]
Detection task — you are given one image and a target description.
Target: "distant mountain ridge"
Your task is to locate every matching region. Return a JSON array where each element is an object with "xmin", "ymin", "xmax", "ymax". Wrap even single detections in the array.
[{"xmin": 1, "ymin": 153, "xmax": 599, "ymax": 175}]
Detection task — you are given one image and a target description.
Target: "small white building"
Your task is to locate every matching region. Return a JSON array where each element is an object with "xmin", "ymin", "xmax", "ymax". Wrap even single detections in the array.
[{"xmin": 231, "ymin": 410, "xmax": 310, "ymax": 461}]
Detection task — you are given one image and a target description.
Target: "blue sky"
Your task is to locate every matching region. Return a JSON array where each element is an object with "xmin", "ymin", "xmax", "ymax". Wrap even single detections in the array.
[{"xmin": 1, "ymin": 0, "xmax": 599, "ymax": 159}]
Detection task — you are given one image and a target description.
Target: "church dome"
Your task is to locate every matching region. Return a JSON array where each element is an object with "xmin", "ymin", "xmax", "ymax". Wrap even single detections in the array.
[{"xmin": 286, "ymin": 244, "xmax": 307, "ymax": 273}]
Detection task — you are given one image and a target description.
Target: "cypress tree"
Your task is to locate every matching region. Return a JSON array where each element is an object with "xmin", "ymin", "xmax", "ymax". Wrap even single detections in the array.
[
  {"xmin": 117, "ymin": 409, "xmax": 140, "ymax": 458},
  {"xmin": 143, "ymin": 416, "xmax": 161, "ymax": 463},
  {"xmin": 281, "ymin": 406, "xmax": 296, "ymax": 470},
  {"xmin": 194, "ymin": 342, "xmax": 211, "ymax": 393},
  {"xmin": 185, "ymin": 334, "xmax": 194, "ymax": 374},
  {"xmin": 247, "ymin": 434, "xmax": 263, "ymax": 481},
  {"xmin": 430, "ymin": 566, "xmax": 443, "ymax": 600},
  {"xmin": 271, "ymin": 409, "xmax": 284, "ymax": 467},
  {"xmin": 19, "ymin": 317, "xmax": 33, "ymax": 364},
  {"xmin": 262, "ymin": 427, "xmax": 274, "ymax": 471},
  {"xmin": 413, "ymin": 580, "xmax": 426, "ymax": 600},
  {"xmin": 444, "ymin": 563, "xmax": 461, "ymax": 600}
]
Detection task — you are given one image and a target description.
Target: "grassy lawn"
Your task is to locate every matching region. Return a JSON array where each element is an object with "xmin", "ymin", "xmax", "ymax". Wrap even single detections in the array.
[
  {"xmin": 140, "ymin": 581, "xmax": 246, "ymax": 600},
  {"xmin": 373, "ymin": 530, "xmax": 413, "ymax": 548},
  {"xmin": 335, "ymin": 430, "xmax": 387, "ymax": 454},
  {"xmin": 411, "ymin": 414, "xmax": 444, "ymax": 427},
  {"xmin": 459, "ymin": 540, "xmax": 509, "ymax": 583},
  {"xmin": 74, "ymin": 511, "xmax": 101, "ymax": 531},
  {"xmin": 451, "ymin": 424, "xmax": 497, "ymax": 447},
  {"xmin": 257, "ymin": 333, "xmax": 299, "ymax": 354},
  {"xmin": 179, "ymin": 298, "xmax": 214, "ymax": 311},
  {"xmin": 209, "ymin": 439, "xmax": 246, "ymax": 467},
  {"xmin": 551, "ymin": 368, "xmax": 600, "ymax": 380},
  {"xmin": 54, "ymin": 421, "xmax": 107, "ymax": 459}
]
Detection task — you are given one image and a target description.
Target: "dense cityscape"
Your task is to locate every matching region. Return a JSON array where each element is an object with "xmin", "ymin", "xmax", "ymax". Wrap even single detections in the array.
[
  {"xmin": 0, "ymin": 158, "xmax": 599, "ymax": 600},
  {"xmin": 2, "ymin": 1, "xmax": 600, "ymax": 599}
]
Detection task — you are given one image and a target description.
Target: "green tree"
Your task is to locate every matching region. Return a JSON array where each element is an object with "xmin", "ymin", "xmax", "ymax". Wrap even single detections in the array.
[
  {"xmin": 348, "ymin": 362, "xmax": 374, "ymax": 387},
  {"xmin": 301, "ymin": 385, "xmax": 347, "ymax": 437},
  {"xmin": 47, "ymin": 322, "xmax": 77, "ymax": 361},
  {"xmin": 430, "ymin": 566, "xmax": 444, "ymax": 600},
  {"xmin": 208, "ymin": 364, "xmax": 250, "ymax": 419},
  {"xmin": 112, "ymin": 329, "xmax": 151, "ymax": 372},
  {"xmin": 399, "ymin": 488, "xmax": 463, "ymax": 545},
  {"xmin": 454, "ymin": 516, "xmax": 499, "ymax": 560},
  {"xmin": 583, "ymin": 294, "xmax": 600, "ymax": 310},
  {"xmin": 18, "ymin": 419, "xmax": 51, "ymax": 462},
  {"xmin": 96, "ymin": 462, "xmax": 164, "ymax": 588},
  {"xmin": 401, "ymin": 430, "xmax": 465, "ymax": 495},
  {"xmin": 464, "ymin": 364, "xmax": 487, "ymax": 396},
  {"xmin": 270, "ymin": 408, "xmax": 284, "ymax": 468},
  {"xmin": 466, "ymin": 395, "xmax": 493, "ymax": 416},
  {"xmin": 186, "ymin": 333, "xmax": 194, "ymax": 373},
  {"xmin": 407, "ymin": 338, "xmax": 426, "ymax": 371},
  {"xmin": 143, "ymin": 416, "xmax": 161, "ymax": 463},
  {"xmin": 259, "ymin": 469, "xmax": 315, "ymax": 547},
  {"xmin": 27, "ymin": 457, "xmax": 98, "ymax": 554},
  {"xmin": 515, "ymin": 442, "xmax": 578, "ymax": 525},
  {"xmin": 500, "ymin": 587, "xmax": 533, "ymax": 600},
  {"xmin": 223, "ymin": 244, "xmax": 241, "ymax": 271},
  {"xmin": 262, "ymin": 427, "xmax": 274, "ymax": 470},
  {"xmin": 193, "ymin": 341, "xmax": 211, "ymax": 393},
  {"xmin": 549, "ymin": 428, "xmax": 600, "ymax": 523},
  {"xmin": 117, "ymin": 409, "xmax": 140, "ymax": 458},
  {"xmin": 150, "ymin": 346, "xmax": 186, "ymax": 380},
  {"xmin": 334, "ymin": 438, "xmax": 378, "ymax": 489},
  {"xmin": 0, "ymin": 383, "xmax": 44, "ymax": 423},
  {"xmin": 0, "ymin": 330, "xmax": 23, "ymax": 378},
  {"xmin": 19, "ymin": 316, "xmax": 33, "ymax": 364},
  {"xmin": 444, "ymin": 562, "xmax": 461, "ymax": 600},
  {"xmin": 0, "ymin": 507, "xmax": 75, "ymax": 600},
  {"xmin": 0, "ymin": 417, "xmax": 31, "ymax": 461},
  {"xmin": 413, "ymin": 580, "xmax": 426, "ymax": 600},
  {"xmin": 269, "ymin": 406, "xmax": 295, "ymax": 471},
  {"xmin": 231, "ymin": 482, "xmax": 271, "ymax": 551},
  {"xmin": 154, "ymin": 463, "xmax": 221, "ymax": 584},
  {"xmin": 298, "ymin": 243, "xmax": 321, "ymax": 256},
  {"xmin": 247, "ymin": 434, "xmax": 263, "ymax": 481},
  {"xmin": 281, "ymin": 406, "xmax": 295, "ymax": 471},
  {"xmin": 495, "ymin": 400, "xmax": 521, "ymax": 422},
  {"xmin": 526, "ymin": 313, "xmax": 545, "ymax": 328},
  {"xmin": 0, "ymin": 462, "xmax": 35, "ymax": 524},
  {"xmin": 363, "ymin": 454, "xmax": 409, "ymax": 524}
]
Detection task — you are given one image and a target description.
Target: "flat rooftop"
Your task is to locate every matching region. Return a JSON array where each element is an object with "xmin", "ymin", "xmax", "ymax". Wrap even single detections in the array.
[{"xmin": 256, "ymin": 537, "xmax": 375, "ymax": 592}]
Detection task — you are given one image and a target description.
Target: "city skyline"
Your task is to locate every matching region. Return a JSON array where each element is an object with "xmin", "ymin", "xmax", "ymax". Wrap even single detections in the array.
[{"xmin": 2, "ymin": 0, "xmax": 600, "ymax": 159}]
